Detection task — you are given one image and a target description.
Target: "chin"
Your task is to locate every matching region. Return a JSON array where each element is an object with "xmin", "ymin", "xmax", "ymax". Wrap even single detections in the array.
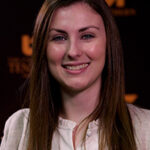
[
  {"xmin": 66, "ymin": 82, "xmax": 98, "ymax": 95},
  {"xmin": 61, "ymin": 81, "xmax": 88, "ymax": 93}
]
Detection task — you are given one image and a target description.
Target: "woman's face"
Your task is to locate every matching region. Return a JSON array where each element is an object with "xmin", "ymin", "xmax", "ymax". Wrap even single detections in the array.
[{"xmin": 47, "ymin": 2, "xmax": 106, "ymax": 92}]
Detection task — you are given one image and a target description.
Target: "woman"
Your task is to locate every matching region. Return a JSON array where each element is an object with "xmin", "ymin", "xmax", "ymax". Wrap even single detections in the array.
[{"xmin": 1, "ymin": 0, "xmax": 150, "ymax": 150}]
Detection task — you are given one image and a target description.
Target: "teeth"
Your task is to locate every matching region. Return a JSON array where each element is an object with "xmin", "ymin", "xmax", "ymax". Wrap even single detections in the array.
[{"xmin": 65, "ymin": 64, "xmax": 88, "ymax": 70}]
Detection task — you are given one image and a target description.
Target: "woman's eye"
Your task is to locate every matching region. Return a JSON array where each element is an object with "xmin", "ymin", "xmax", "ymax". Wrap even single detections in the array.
[
  {"xmin": 51, "ymin": 35, "xmax": 67, "ymax": 41},
  {"xmin": 81, "ymin": 34, "xmax": 95, "ymax": 40}
]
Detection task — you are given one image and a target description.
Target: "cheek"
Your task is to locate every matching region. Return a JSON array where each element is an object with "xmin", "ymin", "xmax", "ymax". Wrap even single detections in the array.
[
  {"xmin": 86, "ymin": 40, "xmax": 106, "ymax": 60},
  {"xmin": 46, "ymin": 43, "xmax": 65, "ymax": 65}
]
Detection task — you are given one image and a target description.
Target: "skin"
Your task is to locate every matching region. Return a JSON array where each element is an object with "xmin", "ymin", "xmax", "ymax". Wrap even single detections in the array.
[{"xmin": 46, "ymin": 2, "xmax": 106, "ymax": 148}]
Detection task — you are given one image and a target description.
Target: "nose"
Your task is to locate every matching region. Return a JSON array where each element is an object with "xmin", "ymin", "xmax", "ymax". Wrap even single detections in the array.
[{"xmin": 67, "ymin": 39, "xmax": 82, "ymax": 59}]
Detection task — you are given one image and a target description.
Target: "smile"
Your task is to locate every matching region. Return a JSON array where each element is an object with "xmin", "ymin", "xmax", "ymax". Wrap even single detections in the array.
[
  {"xmin": 65, "ymin": 63, "xmax": 89, "ymax": 70},
  {"xmin": 62, "ymin": 63, "xmax": 90, "ymax": 74}
]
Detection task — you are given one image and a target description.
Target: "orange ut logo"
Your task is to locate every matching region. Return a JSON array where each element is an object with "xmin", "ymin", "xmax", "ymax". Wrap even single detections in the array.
[
  {"xmin": 21, "ymin": 35, "xmax": 33, "ymax": 56},
  {"xmin": 105, "ymin": 0, "xmax": 125, "ymax": 8}
]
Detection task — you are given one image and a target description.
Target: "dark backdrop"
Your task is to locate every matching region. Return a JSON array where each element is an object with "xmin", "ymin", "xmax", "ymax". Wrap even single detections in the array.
[{"xmin": 0, "ymin": 0, "xmax": 149, "ymax": 138}]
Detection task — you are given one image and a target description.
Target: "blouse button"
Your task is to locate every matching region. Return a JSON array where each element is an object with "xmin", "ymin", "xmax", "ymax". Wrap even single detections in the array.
[{"xmin": 87, "ymin": 130, "xmax": 92, "ymax": 137}]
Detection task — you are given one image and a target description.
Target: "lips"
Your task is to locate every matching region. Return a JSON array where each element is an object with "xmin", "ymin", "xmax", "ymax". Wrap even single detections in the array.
[
  {"xmin": 62, "ymin": 62, "xmax": 90, "ymax": 74},
  {"xmin": 64, "ymin": 63, "xmax": 89, "ymax": 70}
]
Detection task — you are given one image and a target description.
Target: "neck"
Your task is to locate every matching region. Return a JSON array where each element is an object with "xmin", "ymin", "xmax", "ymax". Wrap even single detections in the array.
[{"xmin": 60, "ymin": 78, "xmax": 101, "ymax": 124}]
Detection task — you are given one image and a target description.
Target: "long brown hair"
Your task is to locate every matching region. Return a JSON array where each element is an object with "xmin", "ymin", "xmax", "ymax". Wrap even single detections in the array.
[{"xmin": 27, "ymin": 0, "xmax": 137, "ymax": 149}]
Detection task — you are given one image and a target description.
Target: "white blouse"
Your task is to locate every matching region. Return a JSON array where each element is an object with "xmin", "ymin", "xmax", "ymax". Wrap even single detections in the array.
[
  {"xmin": 52, "ymin": 117, "xmax": 99, "ymax": 150},
  {"xmin": 0, "ymin": 104, "xmax": 150, "ymax": 150}
]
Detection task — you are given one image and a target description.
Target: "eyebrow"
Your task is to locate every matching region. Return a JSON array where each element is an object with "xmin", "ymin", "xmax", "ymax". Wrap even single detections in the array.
[
  {"xmin": 79, "ymin": 26, "xmax": 100, "ymax": 32},
  {"xmin": 49, "ymin": 25, "xmax": 100, "ymax": 33},
  {"xmin": 49, "ymin": 28, "xmax": 67, "ymax": 34}
]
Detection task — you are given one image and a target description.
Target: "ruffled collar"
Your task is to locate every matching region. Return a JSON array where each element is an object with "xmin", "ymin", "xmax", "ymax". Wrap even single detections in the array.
[{"xmin": 58, "ymin": 116, "xmax": 99, "ymax": 130}]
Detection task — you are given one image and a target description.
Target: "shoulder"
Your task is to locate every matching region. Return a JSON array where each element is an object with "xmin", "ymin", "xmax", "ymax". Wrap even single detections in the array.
[
  {"xmin": 127, "ymin": 104, "xmax": 150, "ymax": 124},
  {"xmin": 127, "ymin": 104, "xmax": 150, "ymax": 149},
  {"xmin": 0, "ymin": 109, "xmax": 29, "ymax": 150},
  {"xmin": 5, "ymin": 108, "xmax": 29, "ymax": 130}
]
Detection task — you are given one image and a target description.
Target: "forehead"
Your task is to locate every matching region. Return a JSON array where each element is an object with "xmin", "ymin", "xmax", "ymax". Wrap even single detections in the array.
[{"xmin": 49, "ymin": 2, "xmax": 104, "ymax": 29}]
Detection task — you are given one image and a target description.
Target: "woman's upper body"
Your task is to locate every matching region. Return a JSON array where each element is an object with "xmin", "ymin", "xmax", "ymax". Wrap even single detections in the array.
[
  {"xmin": 0, "ymin": 0, "xmax": 144, "ymax": 149},
  {"xmin": 1, "ymin": 104, "xmax": 150, "ymax": 150}
]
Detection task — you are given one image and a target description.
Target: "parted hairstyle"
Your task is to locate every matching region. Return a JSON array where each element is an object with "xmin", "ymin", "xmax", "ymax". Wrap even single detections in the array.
[{"xmin": 27, "ymin": 0, "xmax": 137, "ymax": 149}]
